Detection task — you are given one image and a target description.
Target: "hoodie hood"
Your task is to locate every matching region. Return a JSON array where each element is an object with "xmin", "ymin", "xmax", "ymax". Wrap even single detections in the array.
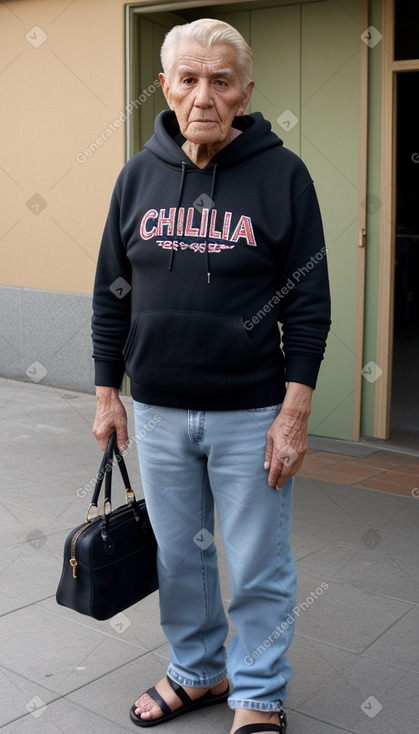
[
  {"xmin": 143, "ymin": 110, "xmax": 284, "ymax": 281},
  {"xmin": 144, "ymin": 109, "xmax": 283, "ymax": 170}
]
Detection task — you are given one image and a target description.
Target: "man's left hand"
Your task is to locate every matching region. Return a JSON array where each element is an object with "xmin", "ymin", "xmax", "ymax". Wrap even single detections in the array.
[{"xmin": 264, "ymin": 382, "xmax": 313, "ymax": 489}]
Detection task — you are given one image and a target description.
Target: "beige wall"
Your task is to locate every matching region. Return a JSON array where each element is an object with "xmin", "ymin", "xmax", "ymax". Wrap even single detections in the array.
[{"xmin": 1, "ymin": 0, "xmax": 127, "ymax": 294}]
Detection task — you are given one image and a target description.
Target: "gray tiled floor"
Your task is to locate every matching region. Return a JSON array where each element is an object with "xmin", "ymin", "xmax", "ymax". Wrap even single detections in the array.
[{"xmin": 1, "ymin": 378, "xmax": 418, "ymax": 733}]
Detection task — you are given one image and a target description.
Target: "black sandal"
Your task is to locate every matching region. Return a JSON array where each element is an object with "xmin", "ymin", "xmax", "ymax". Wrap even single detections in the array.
[
  {"xmin": 129, "ymin": 675, "xmax": 230, "ymax": 727},
  {"xmin": 233, "ymin": 709, "xmax": 287, "ymax": 734}
]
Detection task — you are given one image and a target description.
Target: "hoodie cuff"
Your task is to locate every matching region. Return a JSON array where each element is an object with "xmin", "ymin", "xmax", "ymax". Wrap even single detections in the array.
[
  {"xmin": 94, "ymin": 359, "xmax": 126, "ymax": 389},
  {"xmin": 284, "ymin": 354, "xmax": 323, "ymax": 390}
]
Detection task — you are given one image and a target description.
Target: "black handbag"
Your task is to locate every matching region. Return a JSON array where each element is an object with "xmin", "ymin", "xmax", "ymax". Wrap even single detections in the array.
[{"xmin": 56, "ymin": 432, "xmax": 158, "ymax": 620}]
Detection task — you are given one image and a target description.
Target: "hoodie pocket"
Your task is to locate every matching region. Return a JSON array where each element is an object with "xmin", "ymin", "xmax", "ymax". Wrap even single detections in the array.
[{"xmin": 123, "ymin": 310, "xmax": 261, "ymax": 396}]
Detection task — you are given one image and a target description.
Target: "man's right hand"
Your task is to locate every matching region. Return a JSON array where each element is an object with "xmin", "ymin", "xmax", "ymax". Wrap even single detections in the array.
[{"xmin": 92, "ymin": 386, "xmax": 129, "ymax": 451}]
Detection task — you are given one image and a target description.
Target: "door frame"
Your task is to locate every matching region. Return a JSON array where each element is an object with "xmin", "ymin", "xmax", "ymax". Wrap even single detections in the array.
[
  {"xmin": 375, "ymin": 0, "xmax": 419, "ymax": 438},
  {"xmin": 353, "ymin": 0, "xmax": 369, "ymax": 440}
]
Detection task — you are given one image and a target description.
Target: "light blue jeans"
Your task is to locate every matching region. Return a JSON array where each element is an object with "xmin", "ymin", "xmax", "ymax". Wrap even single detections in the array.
[{"xmin": 133, "ymin": 402, "xmax": 296, "ymax": 711}]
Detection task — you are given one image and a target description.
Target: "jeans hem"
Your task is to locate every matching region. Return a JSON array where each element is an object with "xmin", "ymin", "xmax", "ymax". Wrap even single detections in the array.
[
  {"xmin": 228, "ymin": 698, "xmax": 284, "ymax": 712},
  {"xmin": 167, "ymin": 666, "xmax": 227, "ymax": 688}
]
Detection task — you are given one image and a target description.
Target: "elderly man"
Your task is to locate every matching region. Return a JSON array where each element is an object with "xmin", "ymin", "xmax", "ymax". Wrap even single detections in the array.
[{"xmin": 92, "ymin": 17, "xmax": 330, "ymax": 734}]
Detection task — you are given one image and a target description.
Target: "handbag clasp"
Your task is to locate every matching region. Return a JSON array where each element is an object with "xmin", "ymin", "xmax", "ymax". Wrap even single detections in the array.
[{"xmin": 86, "ymin": 503, "xmax": 99, "ymax": 521}]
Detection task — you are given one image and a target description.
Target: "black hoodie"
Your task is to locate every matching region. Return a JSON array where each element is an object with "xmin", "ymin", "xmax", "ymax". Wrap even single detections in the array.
[{"xmin": 92, "ymin": 110, "xmax": 331, "ymax": 410}]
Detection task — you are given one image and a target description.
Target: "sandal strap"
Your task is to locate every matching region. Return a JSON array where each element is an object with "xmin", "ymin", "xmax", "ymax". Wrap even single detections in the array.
[
  {"xmin": 166, "ymin": 675, "xmax": 193, "ymax": 707},
  {"xmin": 279, "ymin": 708, "xmax": 287, "ymax": 730},
  {"xmin": 144, "ymin": 685, "xmax": 172, "ymax": 718},
  {"xmin": 233, "ymin": 725, "xmax": 281, "ymax": 734},
  {"xmin": 234, "ymin": 709, "xmax": 287, "ymax": 734}
]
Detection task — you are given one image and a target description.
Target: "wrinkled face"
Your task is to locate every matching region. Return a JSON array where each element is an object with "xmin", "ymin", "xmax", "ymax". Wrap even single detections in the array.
[{"xmin": 159, "ymin": 40, "xmax": 253, "ymax": 146}]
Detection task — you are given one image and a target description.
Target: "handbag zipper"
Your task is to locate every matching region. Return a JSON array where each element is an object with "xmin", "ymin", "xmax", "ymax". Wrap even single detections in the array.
[
  {"xmin": 69, "ymin": 499, "xmax": 141, "ymax": 579},
  {"xmin": 69, "ymin": 522, "xmax": 91, "ymax": 579}
]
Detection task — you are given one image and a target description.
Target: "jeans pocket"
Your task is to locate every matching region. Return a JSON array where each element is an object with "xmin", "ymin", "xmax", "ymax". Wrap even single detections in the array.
[{"xmin": 134, "ymin": 401, "xmax": 152, "ymax": 409}]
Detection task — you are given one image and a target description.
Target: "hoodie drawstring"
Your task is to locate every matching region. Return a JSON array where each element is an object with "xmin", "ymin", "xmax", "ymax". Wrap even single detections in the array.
[
  {"xmin": 168, "ymin": 160, "xmax": 218, "ymax": 284},
  {"xmin": 168, "ymin": 161, "xmax": 186, "ymax": 274},
  {"xmin": 206, "ymin": 163, "xmax": 218, "ymax": 285}
]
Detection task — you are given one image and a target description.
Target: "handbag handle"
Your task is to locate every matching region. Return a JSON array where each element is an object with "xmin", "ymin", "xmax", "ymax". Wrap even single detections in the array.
[{"xmin": 86, "ymin": 432, "xmax": 136, "ymax": 520}]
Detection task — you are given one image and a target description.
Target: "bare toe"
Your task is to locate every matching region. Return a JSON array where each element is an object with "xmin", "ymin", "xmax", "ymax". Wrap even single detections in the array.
[
  {"xmin": 134, "ymin": 692, "xmax": 163, "ymax": 720},
  {"xmin": 132, "ymin": 676, "xmax": 228, "ymax": 723}
]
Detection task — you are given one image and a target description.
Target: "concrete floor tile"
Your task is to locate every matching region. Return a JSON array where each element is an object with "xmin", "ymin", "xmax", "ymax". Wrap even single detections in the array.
[
  {"xmin": 302, "ymin": 469, "xmax": 356, "ymax": 486},
  {"xmin": 363, "ymin": 605, "xmax": 419, "ymax": 671},
  {"xmin": 377, "ymin": 670, "xmax": 419, "ymax": 733},
  {"xmin": 0, "ymin": 590, "xmax": 29, "ymax": 617},
  {"xmin": 3, "ymin": 447, "xmax": 142, "ymax": 515},
  {"xmin": 295, "ymin": 645, "xmax": 417, "ymax": 733},
  {"xmin": 288, "ymin": 638, "xmax": 419, "ymax": 732},
  {"xmin": 0, "ymin": 504, "xmax": 64, "ymax": 552},
  {"xmin": 291, "ymin": 480, "xmax": 358, "ymax": 546},
  {"xmin": 293, "ymin": 573, "xmax": 413, "ymax": 653},
  {"xmin": 286, "ymin": 636, "xmax": 343, "ymax": 710},
  {"xmin": 290, "ymin": 534, "xmax": 328, "ymax": 563},
  {"xmin": 282, "ymin": 710, "xmax": 355, "ymax": 733},
  {"xmin": 0, "ymin": 667, "xmax": 57, "ymax": 728},
  {"xmin": 0, "ymin": 606, "xmax": 146, "ymax": 696},
  {"xmin": 292, "ymin": 477, "xmax": 410, "ymax": 548},
  {"xmin": 291, "ymin": 636, "xmax": 408, "ymax": 696},
  {"xmin": 0, "ymin": 543, "xmax": 64, "ymax": 612},
  {"xmin": 39, "ymin": 591, "xmax": 167, "ymax": 653},
  {"xmin": 0, "ymin": 476, "xmax": 92, "ymax": 522},
  {"xmin": 295, "ymin": 541, "xmax": 358, "ymax": 579},
  {"xmin": 1, "ymin": 524, "xmax": 92, "ymax": 592},
  {"xmin": 296, "ymin": 541, "xmax": 419, "ymax": 604},
  {"xmin": 0, "ymin": 697, "xmax": 134, "ymax": 733},
  {"xmin": 375, "ymin": 504, "xmax": 419, "ymax": 596},
  {"xmin": 296, "ymin": 677, "xmax": 386, "ymax": 733},
  {"xmin": 331, "ymin": 551, "xmax": 419, "ymax": 604},
  {"xmin": 67, "ymin": 650, "xmax": 234, "ymax": 734}
]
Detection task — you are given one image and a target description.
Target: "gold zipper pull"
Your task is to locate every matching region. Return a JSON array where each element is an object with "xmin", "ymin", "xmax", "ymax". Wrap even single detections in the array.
[{"xmin": 69, "ymin": 520, "xmax": 91, "ymax": 580}]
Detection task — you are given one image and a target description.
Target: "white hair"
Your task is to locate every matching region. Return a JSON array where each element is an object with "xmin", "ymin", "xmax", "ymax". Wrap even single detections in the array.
[{"xmin": 160, "ymin": 18, "xmax": 253, "ymax": 86}]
